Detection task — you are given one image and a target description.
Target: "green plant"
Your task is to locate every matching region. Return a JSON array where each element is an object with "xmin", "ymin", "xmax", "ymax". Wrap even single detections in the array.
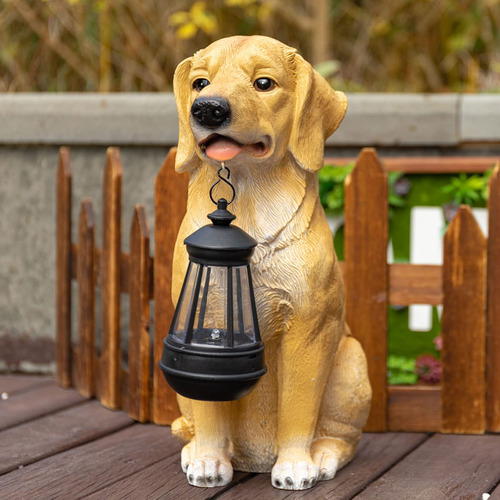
[
  {"xmin": 387, "ymin": 355, "xmax": 418, "ymax": 385},
  {"xmin": 442, "ymin": 169, "xmax": 493, "ymax": 206},
  {"xmin": 318, "ymin": 163, "xmax": 354, "ymax": 215}
]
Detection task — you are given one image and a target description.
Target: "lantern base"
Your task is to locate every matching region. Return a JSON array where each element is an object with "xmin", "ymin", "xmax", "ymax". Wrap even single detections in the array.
[
  {"xmin": 160, "ymin": 368, "xmax": 264, "ymax": 402},
  {"xmin": 159, "ymin": 338, "xmax": 267, "ymax": 402}
]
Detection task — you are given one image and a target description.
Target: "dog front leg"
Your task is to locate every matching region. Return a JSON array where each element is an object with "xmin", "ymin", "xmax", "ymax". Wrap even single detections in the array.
[
  {"xmin": 182, "ymin": 400, "xmax": 234, "ymax": 487},
  {"xmin": 272, "ymin": 318, "xmax": 338, "ymax": 490}
]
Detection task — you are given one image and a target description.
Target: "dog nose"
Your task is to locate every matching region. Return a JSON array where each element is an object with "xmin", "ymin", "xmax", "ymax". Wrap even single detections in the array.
[{"xmin": 191, "ymin": 97, "xmax": 231, "ymax": 129}]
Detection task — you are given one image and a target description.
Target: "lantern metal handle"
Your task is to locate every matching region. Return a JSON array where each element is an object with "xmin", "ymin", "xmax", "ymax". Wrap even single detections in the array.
[{"xmin": 210, "ymin": 163, "xmax": 236, "ymax": 206}]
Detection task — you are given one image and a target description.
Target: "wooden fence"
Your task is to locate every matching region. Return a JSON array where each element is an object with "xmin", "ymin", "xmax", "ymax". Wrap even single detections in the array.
[{"xmin": 56, "ymin": 146, "xmax": 500, "ymax": 434}]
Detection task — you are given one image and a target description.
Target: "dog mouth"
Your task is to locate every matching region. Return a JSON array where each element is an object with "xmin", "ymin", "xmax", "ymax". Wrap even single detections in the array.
[{"xmin": 199, "ymin": 134, "xmax": 269, "ymax": 161}]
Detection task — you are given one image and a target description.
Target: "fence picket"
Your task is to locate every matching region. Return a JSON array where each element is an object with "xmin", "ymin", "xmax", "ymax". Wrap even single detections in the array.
[
  {"xmin": 77, "ymin": 199, "xmax": 96, "ymax": 399},
  {"xmin": 100, "ymin": 147, "xmax": 123, "ymax": 409},
  {"xmin": 344, "ymin": 148, "xmax": 389, "ymax": 432},
  {"xmin": 56, "ymin": 147, "xmax": 73, "ymax": 388},
  {"xmin": 152, "ymin": 148, "xmax": 188, "ymax": 425},
  {"xmin": 128, "ymin": 205, "xmax": 151, "ymax": 422},
  {"xmin": 442, "ymin": 206, "xmax": 486, "ymax": 433},
  {"xmin": 487, "ymin": 163, "xmax": 500, "ymax": 432}
]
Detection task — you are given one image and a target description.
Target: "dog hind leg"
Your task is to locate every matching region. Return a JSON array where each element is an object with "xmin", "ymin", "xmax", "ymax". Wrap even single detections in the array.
[
  {"xmin": 311, "ymin": 333, "xmax": 372, "ymax": 480},
  {"xmin": 171, "ymin": 415, "xmax": 195, "ymax": 443}
]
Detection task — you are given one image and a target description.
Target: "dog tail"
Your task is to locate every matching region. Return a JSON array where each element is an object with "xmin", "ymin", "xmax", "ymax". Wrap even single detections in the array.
[{"xmin": 171, "ymin": 416, "xmax": 195, "ymax": 443}]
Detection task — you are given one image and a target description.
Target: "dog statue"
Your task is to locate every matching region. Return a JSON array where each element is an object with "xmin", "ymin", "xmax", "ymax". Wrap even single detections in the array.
[{"xmin": 169, "ymin": 35, "xmax": 372, "ymax": 491}]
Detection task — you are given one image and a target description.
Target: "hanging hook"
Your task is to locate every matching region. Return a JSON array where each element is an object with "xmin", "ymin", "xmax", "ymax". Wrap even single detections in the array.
[{"xmin": 210, "ymin": 162, "xmax": 236, "ymax": 205}]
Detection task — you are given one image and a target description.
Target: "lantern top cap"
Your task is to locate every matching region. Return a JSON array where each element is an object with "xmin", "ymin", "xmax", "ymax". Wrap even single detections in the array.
[
  {"xmin": 207, "ymin": 198, "xmax": 236, "ymax": 226},
  {"xmin": 184, "ymin": 199, "xmax": 258, "ymax": 266}
]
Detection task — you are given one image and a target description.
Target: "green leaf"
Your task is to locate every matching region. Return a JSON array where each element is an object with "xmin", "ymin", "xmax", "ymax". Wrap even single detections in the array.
[
  {"xmin": 388, "ymin": 372, "xmax": 419, "ymax": 385},
  {"xmin": 388, "ymin": 355, "xmax": 416, "ymax": 372},
  {"xmin": 387, "ymin": 355, "xmax": 417, "ymax": 385},
  {"xmin": 388, "ymin": 194, "xmax": 406, "ymax": 208},
  {"xmin": 441, "ymin": 170, "xmax": 492, "ymax": 206}
]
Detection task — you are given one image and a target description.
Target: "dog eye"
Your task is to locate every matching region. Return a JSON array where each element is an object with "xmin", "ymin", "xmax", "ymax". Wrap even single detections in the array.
[
  {"xmin": 193, "ymin": 78, "xmax": 210, "ymax": 92},
  {"xmin": 254, "ymin": 78, "xmax": 276, "ymax": 92}
]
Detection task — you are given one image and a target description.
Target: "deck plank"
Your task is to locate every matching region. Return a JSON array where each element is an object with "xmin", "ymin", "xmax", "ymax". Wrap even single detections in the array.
[
  {"xmin": 215, "ymin": 433, "xmax": 429, "ymax": 499},
  {"xmin": 83, "ymin": 457, "xmax": 253, "ymax": 500},
  {"xmin": 490, "ymin": 484, "xmax": 500, "ymax": 500},
  {"xmin": 0, "ymin": 375, "xmax": 52, "ymax": 395},
  {"xmin": 0, "ymin": 381, "xmax": 85, "ymax": 431},
  {"xmin": 355, "ymin": 434, "xmax": 500, "ymax": 499},
  {"xmin": 1, "ymin": 376, "xmax": 498, "ymax": 500},
  {"xmin": 0, "ymin": 423, "xmax": 181, "ymax": 499},
  {"xmin": 0, "ymin": 400, "xmax": 132, "ymax": 475}
]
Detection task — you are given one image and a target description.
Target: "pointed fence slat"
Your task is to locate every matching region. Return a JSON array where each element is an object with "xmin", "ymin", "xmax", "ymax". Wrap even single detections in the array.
[
  {"xmin": 100, "ymin": 148, "xmax": 123, "ymax": 409},
  {"xmin": 344, "ymin": 148, "xmax": 389, "ymax": 432},
  {"xmin": 77, "ymin": 200, "xmax": 96, "ymax": 399},
  {"xmin": 128, "ymin": 205, "xmax": 151, "ymax": 422},
  {"xmin": 153, "ymin": 148, "xmax": 189, "ymax": 425},
  {"xmin": 56, "ymin": 147, "xmax": 73, "ymax": 388},
  {"xmin": 441, "ymin": 206, "xmax": 487, "ymax": 434},
  {"xmin": 487, "ymin": 164, "xmax": 500, "ymax": 432}
]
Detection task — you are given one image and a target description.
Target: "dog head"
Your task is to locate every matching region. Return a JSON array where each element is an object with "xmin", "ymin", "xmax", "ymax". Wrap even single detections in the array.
[{"xmin": 173, "ymin": 35, "xmax": 347, "ymax": 173}]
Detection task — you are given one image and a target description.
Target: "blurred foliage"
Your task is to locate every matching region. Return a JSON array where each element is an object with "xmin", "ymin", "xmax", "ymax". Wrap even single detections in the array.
[
  {"xmin": 169, "ymin": 2, "xmax": 219, "ymax": 40},
  {"xmin": 387, "ymin": 353, "xmax": 442, "ymax": 385},
  {"xmin": 415, "ymin": 354, "xmax": 441, "ymax": 385},
  {"xmin": 387, "ymin": 355, "xmax": 418, "ymax": 385},
  {"xmin": 1, "ymin": 0, "xmax": 499, "ymax": 92},
  {"xmin": 318, "ymin": 163, "xmax": 354, "ymax": 215},
  {"xmin": 442, "ymin": 168, "xmax": 494, "ymax": 205}
]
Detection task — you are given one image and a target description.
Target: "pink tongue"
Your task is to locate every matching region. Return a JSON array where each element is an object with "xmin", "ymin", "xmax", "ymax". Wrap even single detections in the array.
[{"xmin": 205, "ymin": 138, "xmax": 243, "ymax": 161}]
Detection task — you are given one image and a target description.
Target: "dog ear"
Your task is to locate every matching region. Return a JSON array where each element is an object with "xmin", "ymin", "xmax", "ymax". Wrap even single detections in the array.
[
  {"xmin": 289, "ymin": 52, "xmax": 347, "ymax": 172},
  {"xmin": 173, "ymin": 56, "xmax": 200, "ymax": 173}
]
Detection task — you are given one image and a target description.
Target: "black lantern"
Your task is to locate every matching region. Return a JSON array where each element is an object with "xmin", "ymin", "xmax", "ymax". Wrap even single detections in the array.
[{"xmin": 159, "ymin": 166, "xmax": 266, "ymax": 402}]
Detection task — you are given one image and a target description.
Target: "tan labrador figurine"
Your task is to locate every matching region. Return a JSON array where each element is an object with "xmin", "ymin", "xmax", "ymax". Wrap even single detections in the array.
[{"xmin": 170, "ymin": 35, "xmax": 372, "ymax": 491}]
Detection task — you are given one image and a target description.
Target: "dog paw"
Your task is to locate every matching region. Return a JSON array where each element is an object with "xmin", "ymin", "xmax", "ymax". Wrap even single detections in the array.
[
  {"xmin": 311, "ymin": 438, "xmax": 342, "ymax": 481},
  {"xmin": 182, "ymin": 444, "xmax": 233, "ymax": 488},
  {"xmin": 271, "ymin": 455, "xmax": 319, "ymax": 490}
]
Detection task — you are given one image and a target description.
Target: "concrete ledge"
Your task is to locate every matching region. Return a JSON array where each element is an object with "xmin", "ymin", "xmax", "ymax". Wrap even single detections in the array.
[
  {"xmin": 0, "ymin": 93, "xmax": 178, "ymax": 146},
  {"xmin": 460, "ymin": 95, "xmax": 500, "ymax": 142},
  {"xmin": 0, "ymin": 93, "xmax": 499, "ymax": 147},
  {"xmin": 328, "ymin": 94, "xmax": 459, "ymax": 146}
]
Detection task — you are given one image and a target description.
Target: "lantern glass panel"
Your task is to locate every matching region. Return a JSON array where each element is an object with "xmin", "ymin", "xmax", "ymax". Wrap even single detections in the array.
[
  {"xmin": 191, "ymin": 265, "xmax": 228, "ymax": 347},
  {"xmin": 232, "ymin": 267, "xmax": 257, "ymax": 346},
  {"xmin": 170, "ymin": 260, "xmax": 259, "ymax": 350},
  {"xmin": 171, "ymin": 262, "xmax": 200, "ymax": 344},
  {"xmin": 181, "ymin": 265, "xmax": 257, "ymax": 349}
]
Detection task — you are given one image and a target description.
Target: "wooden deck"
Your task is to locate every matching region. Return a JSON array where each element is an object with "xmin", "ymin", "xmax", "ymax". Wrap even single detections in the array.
[{"xmin": 1, "ymin": 375, "xmax": 500, "ymax": 500}]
